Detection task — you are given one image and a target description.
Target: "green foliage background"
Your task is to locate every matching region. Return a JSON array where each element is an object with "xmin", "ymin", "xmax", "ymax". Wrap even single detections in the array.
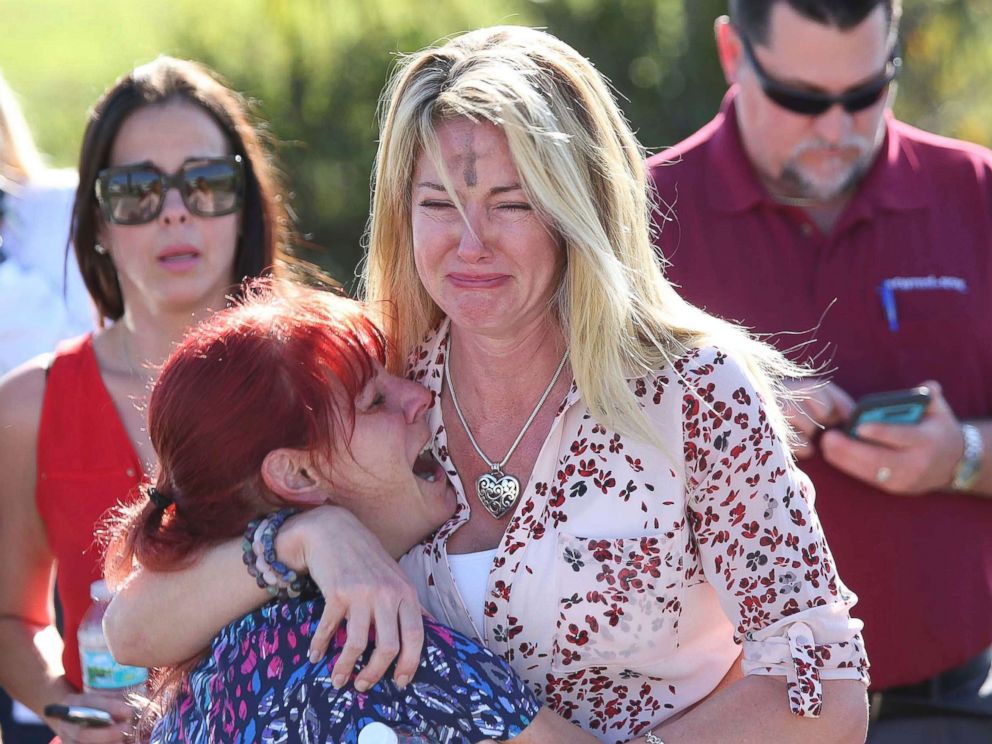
[{"xmin": 4, "ymin": 0, "xmax": 990, "ymax": 287}]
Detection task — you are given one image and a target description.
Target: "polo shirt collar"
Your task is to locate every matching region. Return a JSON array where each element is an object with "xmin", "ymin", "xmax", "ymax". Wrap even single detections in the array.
[
  {"xmin": 850, "ymin": 111, "xmax": 930, "ymax": 213},
  {"xmin": 706, "ymin": 90, "xmax": 929, "ymax": 215},
  {"xmin": 705, "ymin": 89, "xmax": 768, "ymax": 213}
]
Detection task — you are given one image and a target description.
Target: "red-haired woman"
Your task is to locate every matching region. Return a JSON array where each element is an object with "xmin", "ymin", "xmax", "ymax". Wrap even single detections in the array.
[
  {"xmin": 103, "ymin": 280, "xmax": 592, "ymax": 743},
  {"xmin": 0, "ymin": 57, "xmax": 289, "ymax": 744}
]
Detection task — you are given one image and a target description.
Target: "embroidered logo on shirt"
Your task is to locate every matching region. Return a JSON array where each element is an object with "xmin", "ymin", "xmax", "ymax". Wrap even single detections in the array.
[{"xmin": 877, "ymin": 275, "xmax": 968, "ymax": 331}]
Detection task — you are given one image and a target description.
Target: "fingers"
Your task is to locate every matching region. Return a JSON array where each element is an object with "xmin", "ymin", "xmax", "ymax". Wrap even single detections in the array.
[
  {"xmin": 354, "ymin": 600, "xmax": 403, "ymax": 691},
  {"xmin": 309, "ymin": 596, "xmax": 346, "ymax": 664},
  {"xmin": 821, "ymin": 430, "xmax": 920, "ymax": 493},
  {"xmin": 330, "ymin": 605, "xmax": 371, "ymax": 689},
  {"xmin": 855, "ymin": 421, "xmax": 926, "ymax": 449},
  {"xmin": 392, "ymin": 599, "xmax": 426, "ymax": 687},
  {"xmin": 51, "ymin": 720, "xmax": 132, "ymax": 744},
  {"xmin": 785, "ymin": 381, "xmax": 853, "ymax": 436},
  {"xmin": 821, "ymin": 430, "xmax": 895, "ymax": 486},
  {"xmin": 783, "ymin": 398, "xmax": 822, "ymax": 440},
  {"xmin": 51, "ymin": 691, "xmax": 136, "ymax": 743},
  {"xmin": 824, "ymin": 383, "xmax": 856, "ymax": 420}
]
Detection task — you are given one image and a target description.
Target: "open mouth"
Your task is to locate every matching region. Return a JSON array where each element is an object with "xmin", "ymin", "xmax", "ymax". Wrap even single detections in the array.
[
  {"xmin": 412, "ymin": 444, "xmax": 443, "ymax": 483},
  {"xmin": 160, "ymin": 251, "xmax": 199, "ymax": 262}
]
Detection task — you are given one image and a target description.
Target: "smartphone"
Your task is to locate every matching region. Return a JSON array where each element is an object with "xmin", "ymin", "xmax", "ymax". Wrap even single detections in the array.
[
  {"xmin": 846, "ymin": 386, "xmax": 932, "ymax": 438},
  {"xmin": 43, "ymin": 703, "xmax": 114, "ymax": 728}
]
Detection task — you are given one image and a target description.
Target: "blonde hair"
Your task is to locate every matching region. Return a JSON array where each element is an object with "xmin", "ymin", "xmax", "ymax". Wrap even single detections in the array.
[
  {"xmin": 0, "ymin": 70, "xmax": 44, "ymax": 184},
  {"xmin": 362, "ymin": 26, "xmax": 800, "ymax": 445}
]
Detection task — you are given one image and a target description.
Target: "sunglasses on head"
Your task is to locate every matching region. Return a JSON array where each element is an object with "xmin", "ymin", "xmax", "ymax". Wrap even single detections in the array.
[
  {"xmin": 95, "ymin": 155, "xmax": 245, "ymax": 226},
  {"xmin": 738, "ymin": 32, "xmax": 901, "ymax": 116}
]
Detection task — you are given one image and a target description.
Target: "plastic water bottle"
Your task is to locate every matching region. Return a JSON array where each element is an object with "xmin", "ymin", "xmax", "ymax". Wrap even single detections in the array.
[
  {"xmin": 357, "ymin": 721, "xmax": 433, "ymax": 743},
  {"xmin": 77, "ymin": 580, "xmax": 148, "ymax": 692}
]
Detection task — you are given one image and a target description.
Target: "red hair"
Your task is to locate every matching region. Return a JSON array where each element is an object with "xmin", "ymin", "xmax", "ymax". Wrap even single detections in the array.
[
  {"xmin": 103, "ymin": 278, "xmax": 386, "ymax": 735},
  {"xmin": 105, "ymin": 278, "xmax": 386, "ymax": 585}
]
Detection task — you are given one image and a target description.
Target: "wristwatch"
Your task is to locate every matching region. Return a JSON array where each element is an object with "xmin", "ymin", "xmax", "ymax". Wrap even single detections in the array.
[{"xmin": 951, "ymin": 423, "xmax": 983, "ymax": 491}]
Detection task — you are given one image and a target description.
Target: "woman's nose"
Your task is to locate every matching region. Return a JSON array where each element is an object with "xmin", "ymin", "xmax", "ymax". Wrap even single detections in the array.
[
  {"xmin": 456, "ymin": 213, "xmax": 490, "ymax": 261},
  {"xmin": 399, "ymin": 378, "xmax": 432, "ymax": 422},
  {"xmin": 158, "ymin": 186, "xmax": 190, "ymax": 225}
]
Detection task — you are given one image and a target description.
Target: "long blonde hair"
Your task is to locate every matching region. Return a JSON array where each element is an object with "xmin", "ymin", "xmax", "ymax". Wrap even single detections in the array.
[
  {"xmin": 362, "ymin": 26, "xmax": 800, "ymax": 445},
  {"xmin": 0, "ymin": 70, "xmax": 44, "ymax": 184}
]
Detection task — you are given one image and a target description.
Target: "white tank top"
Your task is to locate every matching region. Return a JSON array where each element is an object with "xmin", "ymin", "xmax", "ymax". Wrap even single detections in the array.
[{"xmin": 446, "ymin": 548, "xmax": 498, "ymax": 637}]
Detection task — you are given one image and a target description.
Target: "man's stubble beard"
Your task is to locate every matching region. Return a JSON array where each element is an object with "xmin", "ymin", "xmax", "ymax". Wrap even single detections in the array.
[{"xmin": 780, "ymin": 135, "xmax": 877, "ymax": 202}]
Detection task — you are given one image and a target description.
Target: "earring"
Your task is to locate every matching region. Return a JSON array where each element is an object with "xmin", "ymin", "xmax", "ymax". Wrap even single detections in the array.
[{"xmin": 94, "ymin": 243, "xmax": 108, "ymax": 255}]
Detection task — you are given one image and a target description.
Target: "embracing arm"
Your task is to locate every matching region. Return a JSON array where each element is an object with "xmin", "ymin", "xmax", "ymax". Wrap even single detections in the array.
[
  {"xmin": 507, "ymin": 708, "xmax": 600, "ymax": 743},
  {"xmin": 104, "ymin": 534, "xmax": 262, "ymax": 666},
  {"xmin": 105, "ymin": 505, "xmax": 424, "ymax": 687},
  {"xmin": 632, "ymin": 677, "xmax": 866, "ymax": 743},
  {"xmin": 674, "ymin": 350, "xmax": 869, "ymax": 740}
]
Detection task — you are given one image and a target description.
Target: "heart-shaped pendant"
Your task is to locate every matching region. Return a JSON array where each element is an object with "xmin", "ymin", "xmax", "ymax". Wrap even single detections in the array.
[{"xmin": 476, "ymin": 471, "xmax": 521, "ymax": 519}]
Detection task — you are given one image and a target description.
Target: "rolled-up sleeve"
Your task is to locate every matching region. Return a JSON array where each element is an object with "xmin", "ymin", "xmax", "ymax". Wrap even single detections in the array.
[{"xmin": 679, "ymin": 348, "xmax": 870, "ymax": 717}]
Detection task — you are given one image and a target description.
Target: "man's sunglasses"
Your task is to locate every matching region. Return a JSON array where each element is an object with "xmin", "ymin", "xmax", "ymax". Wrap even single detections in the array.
[
  {"xmin": 738, "ymin": 32, "xmax": 901, "ymax": 116},
  {"xmin": 95, "ymin": 155, "xmax": 245, "ymax": 225}
]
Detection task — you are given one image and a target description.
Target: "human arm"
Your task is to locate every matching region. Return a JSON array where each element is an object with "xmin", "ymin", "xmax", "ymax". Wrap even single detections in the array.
[
  {"xmin": 0, "ymin": 361, "xmax": 133, "ymax": 743},
  {"xmin": 104, "ymin": 504, "xmax": 424, "ymax": 688},
  {"xmin": 504, "ymin": 707, "xmax": 600, "ymax": 743},
  {"xmin": 820, "ymin": 380, "xmax": 992, "ymax": 497},
  {"xmin": 629, "ymin": 677, "xmax": 866, "ymax": 743},
  {"xmin": 673, "ymin": 350, "xmax": 869, "ymax": 739}
]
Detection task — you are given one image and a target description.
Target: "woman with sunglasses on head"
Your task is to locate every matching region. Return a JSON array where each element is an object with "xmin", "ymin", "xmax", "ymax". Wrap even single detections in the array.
[
  {"xmin": 102, "ymin": 279, "xmax": 591, "ymax": 744},
  {"xmin": 0, "ymin": 56, "xmax": 288, "ymax": 744}
]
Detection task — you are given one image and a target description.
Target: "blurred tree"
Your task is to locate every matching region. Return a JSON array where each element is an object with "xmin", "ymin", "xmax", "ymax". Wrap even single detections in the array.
[{"xmin": 86, "ymin": 0, "xmax": 990, "ymax": 284}]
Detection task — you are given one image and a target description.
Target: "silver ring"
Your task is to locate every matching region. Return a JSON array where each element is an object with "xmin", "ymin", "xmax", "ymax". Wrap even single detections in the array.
[{"xmin": 876, "ymin": 466, "xmax": 892, "ymax": 484}]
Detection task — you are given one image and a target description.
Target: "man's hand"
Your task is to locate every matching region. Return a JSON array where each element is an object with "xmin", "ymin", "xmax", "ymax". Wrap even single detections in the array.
[
  {"xmin": 277, "ymin": 506, "xmax": 424, "ymax": 692},
  {"xmin": 820, "ymin": 380, "xmax": 964, "ymax": 495},
  {"xmin": 783, "ymin": 379, "xmax": 856, "ymax": 459},
  {"xmin": 45, "ymin": 690, "xmax": 133, "ymax": 744}
]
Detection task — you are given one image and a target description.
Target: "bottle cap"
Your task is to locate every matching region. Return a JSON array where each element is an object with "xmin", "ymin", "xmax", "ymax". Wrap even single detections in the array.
[
  {"xmin": 89, "ymin": 580, "xmax": 112, "ymax": 603},
  {"xmin": 358, "ymin": 722, "xmax": 399, "ymax": 744}
]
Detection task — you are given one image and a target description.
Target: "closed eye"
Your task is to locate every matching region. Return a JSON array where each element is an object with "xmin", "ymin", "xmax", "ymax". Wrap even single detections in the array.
[
  {"xmin": 497, "ymin": 202, "xmax": 532, "ymax": 211},
  {"xmin": 357, "ymin": 379, "xmax": 385, "ymax": 411},
  {"xmin": 419, "ymin": 199, "xmax": 455, "ymax": 209}
]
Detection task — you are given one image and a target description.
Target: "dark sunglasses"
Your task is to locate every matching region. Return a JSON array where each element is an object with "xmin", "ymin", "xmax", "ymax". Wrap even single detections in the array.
[
  {"xmin": 95, "ymin": 155, "xmax": 245, "ymax": 225},
  {"xmin": 738, "ymin": 32, "xmax": 901, "ymax": 116}
]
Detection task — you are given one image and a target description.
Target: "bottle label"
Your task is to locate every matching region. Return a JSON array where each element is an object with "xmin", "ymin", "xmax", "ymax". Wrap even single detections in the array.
[{"xmin": 80, "ymin": 649, "xmax": 148, "ymax": 689}]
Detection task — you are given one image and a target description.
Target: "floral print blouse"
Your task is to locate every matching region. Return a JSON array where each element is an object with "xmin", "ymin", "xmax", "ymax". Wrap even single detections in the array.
[
  {"xmin": 400, "ymin": 322, "xmax": 870, "ymax": 743},
  {"xmin": 152, "ymin": 597, "xmax": 540, "ymax": 744}
]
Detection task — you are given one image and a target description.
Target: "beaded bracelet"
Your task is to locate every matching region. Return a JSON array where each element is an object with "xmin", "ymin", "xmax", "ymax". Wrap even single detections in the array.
[{"xmin": 241, "ymin": 508, "xmax": 316, "ymax": 599}]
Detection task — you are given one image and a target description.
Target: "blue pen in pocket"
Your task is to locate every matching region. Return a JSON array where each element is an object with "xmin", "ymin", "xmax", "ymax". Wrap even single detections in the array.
[{"xmin": 878, "ymin": 279, "xmax": 899, "ymax": 332}]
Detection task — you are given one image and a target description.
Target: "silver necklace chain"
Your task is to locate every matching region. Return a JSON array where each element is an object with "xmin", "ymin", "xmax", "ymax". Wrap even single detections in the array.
[{"xmin": 444, "ymin": 345, "xmax": 568, "ymax": 473}]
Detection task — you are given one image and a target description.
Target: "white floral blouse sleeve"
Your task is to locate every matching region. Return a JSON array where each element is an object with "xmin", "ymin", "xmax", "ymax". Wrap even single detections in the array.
[{"xmin": 677, "ymin": 348, "xmax": 870, "ymax": 717}]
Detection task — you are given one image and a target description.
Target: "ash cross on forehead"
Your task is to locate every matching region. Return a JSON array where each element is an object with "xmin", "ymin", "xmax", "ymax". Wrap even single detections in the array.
[{"xmin": 458, "ymin": 128, "xmax": 478, "ymax": 187}]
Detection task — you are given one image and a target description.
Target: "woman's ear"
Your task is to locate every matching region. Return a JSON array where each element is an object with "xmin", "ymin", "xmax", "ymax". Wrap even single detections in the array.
[{"xmin": 261, "ymin": 448, "xmax": 328, "ymax": 506}]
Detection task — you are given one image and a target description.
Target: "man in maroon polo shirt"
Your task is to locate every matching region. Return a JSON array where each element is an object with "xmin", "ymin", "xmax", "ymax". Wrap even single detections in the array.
[{"xmin": 648, "ymin": 0, "xmax": 992, "ymax": 741}]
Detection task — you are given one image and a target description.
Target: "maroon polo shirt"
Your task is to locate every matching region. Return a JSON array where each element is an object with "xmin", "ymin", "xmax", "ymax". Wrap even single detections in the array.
[{"xmin": 648, "ymin": 90, "xmax": 992, "ymax": 690}]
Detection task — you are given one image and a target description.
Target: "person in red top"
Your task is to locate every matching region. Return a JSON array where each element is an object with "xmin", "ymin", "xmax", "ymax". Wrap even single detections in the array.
[
  {"xmin": 648, "ymin": 0, "xmax": 992, "ymax": 741},
  {"xmin": 0, "ymin": 57, "xmax": 290, "ymax": 744}
]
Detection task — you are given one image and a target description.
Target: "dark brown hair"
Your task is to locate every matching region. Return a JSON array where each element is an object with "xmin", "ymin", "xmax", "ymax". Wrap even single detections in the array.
[
  {"xmin": 71, "ymin": 56, "xmax": 292, "ymax": 320},
  {"xmin": 729, "ymin": 0, "xmax": 901, "ymax": 46}
]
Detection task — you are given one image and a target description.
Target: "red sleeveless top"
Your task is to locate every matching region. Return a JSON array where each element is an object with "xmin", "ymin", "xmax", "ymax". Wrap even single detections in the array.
[{"xmin": 35, "ymin": 334, "xmax": 144, "ymax": 690}]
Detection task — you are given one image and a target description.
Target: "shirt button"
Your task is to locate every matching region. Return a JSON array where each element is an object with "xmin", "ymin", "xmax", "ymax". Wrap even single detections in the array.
[
  {"xmin": 800, "ymin": 223, "xmax": 813, "ymax": 236},
  {"xmin": 126, "ymin": 468, "xmax": 136, "ymax": 478}
]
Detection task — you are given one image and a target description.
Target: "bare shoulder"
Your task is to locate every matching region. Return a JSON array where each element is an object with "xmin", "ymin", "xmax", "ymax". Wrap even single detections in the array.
[{"xmin": 0, "ymin": 353, "xmax": 51, "ymax": 442}]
